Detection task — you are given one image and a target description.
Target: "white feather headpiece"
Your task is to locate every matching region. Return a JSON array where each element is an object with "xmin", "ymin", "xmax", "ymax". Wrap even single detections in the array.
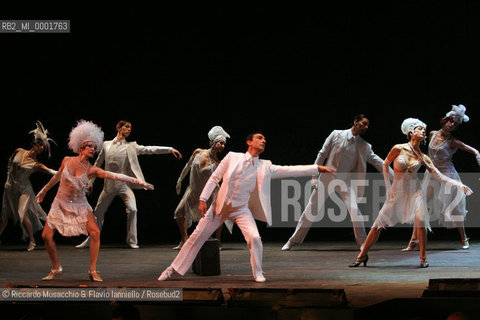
[
  {"xmin": 446, "ymin": 104, "xmax": 469, "ymax": 123},
  {"xmin": 401, "ymin": 118, "xmax": 427, "ymax": 136},
  {"xmin": 208, "ymin": 126, "xmax": 230, "ymax": 145},
  {"xmin": 68, "ymin": 120, "xmax": 104, "ymax": 154},
  {"xmin": 29, "ymin": 121, "xmax": 56, "ymax": 157}
]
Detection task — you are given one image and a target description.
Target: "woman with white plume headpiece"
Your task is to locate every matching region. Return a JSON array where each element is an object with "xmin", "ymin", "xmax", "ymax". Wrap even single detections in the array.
[
  {"xmin": 350, "ymin": 117, "xmax": 473, "ymax": 269},
  {"xmin": 173, "ymin": 126, "xmax": 232, "ymax": 250},
  {"xmin": 402, "ymin": 105, "xmax": 480, "ymax": 251},
  {"xmin": 35, "ymin": 120, "xmax": 154, "ymax": 282},
  {"xmin": 0, "ymin": 121, "xmax": 57, "ymax": 251}
]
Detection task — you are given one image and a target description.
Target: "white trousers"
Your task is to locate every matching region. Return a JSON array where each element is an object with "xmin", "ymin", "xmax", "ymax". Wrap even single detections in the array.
[
  {"xmin": 288, "ymin": 184, "xmax": 367, "ymax": 246},
  {"xmin": 94, "ymin": 185, "xmax": 138, "ymax": 245},
  {"xmin": 171, "ymin": 204, "xmax": 263, "ymax": 278}
]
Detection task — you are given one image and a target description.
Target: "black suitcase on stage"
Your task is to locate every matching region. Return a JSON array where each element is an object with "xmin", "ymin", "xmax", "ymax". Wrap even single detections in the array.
[{"xmin": 192, "ymin": 237, "xmax": 221, "ymax": 276}]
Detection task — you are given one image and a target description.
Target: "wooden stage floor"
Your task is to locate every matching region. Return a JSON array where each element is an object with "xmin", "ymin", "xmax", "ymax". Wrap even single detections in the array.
[{"xmin": 1, "ymin": 240, "xmax": 480, "ymax": 319}]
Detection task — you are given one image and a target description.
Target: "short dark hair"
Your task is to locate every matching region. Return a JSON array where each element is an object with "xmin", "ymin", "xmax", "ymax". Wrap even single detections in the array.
[
  {"xmin": 246, "ymin": 131, "xmax": 264, "ymax": 142},
  {"xmin": 116, "ymin": 120, "xmax": 131, "ymax": 132},
  {"xmin": 353, "ymin": 114, "xmax": 367, "ymax": 122}
]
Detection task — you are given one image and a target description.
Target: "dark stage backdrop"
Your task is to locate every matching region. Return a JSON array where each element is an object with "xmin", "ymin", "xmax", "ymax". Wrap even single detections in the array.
[{"xmin": 1, "ymin": 1, "xmax": 480, "ymax": 245}]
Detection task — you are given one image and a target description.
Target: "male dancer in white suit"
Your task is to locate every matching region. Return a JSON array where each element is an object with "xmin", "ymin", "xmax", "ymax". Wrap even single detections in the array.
[
  {"xmin": 76, "ymin": 120, "xmax": 182, "ymax": 249},
  {"xmin": 282, "ymin": 114, "xmax": 393, "ymax": 251},
  {"xmin": 158, "ymin": 132, "xmax": 335, "ymax": 282}
]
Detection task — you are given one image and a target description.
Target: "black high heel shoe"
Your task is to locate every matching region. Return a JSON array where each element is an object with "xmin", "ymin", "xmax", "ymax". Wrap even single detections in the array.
[
  {"xmin": 349, "ymin": 255, "xmax": 368, "ymax": 267},
  {"xmin": 419, "ymin": 257, "xmax": 429, "ymax": 268}
]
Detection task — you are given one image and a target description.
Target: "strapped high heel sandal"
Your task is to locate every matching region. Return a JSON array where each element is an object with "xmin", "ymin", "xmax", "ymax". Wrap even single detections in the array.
[
  {"xmin": 42, "ymin": 266, "xmax": 63, "ymax": 280},
  {"xmin": 420, "ymin": 257, "xmax": 429, "ymax": 268},
  {"xmin": 27, "ymin": 242, "xmax": 36, "ymax": 252},
  {"xmin": 349, "ymin": 255, "xmax": 369, "ymax": 267},
  {"xmin": 461, "ymin": 238, "xmax": 470, "ymax": 250},
  {"xmin": 88, "ymin": 270, "xmax": 103, "ymax": 282},
  {"xmin": 401, "ymin": 240, "xmax": 419, "ymax": 252}
]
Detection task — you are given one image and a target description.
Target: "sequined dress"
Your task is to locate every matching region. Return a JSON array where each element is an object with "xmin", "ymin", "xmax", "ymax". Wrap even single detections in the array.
[
  {"xmin": 422, "ymin": 131, "xmax": 466, "ymax": 228},
  {"xmin": 46, "ymin": 158, "xmax": 92, "ymax": 236},
  {"xmin": 174, "ymin": 150, "xmax": 217, "ymax": 227}
]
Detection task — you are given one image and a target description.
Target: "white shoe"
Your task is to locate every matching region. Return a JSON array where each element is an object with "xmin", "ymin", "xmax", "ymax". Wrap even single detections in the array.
[
  {"xmin": 158, "ymin": 266, "xmax": 175, "ymax": 281},
  {"xmin": 27, "ymin": 242, "xmax": 36, "ymax": 252},
  {"xmin": 254, "ymin": 273, "xmax": 266, "ymax": 283},
  {"xmin": 462, "ymin": 238, "xmax": 470, "ymax": 250},
  {"xmin": 129, "ymin": 243, "xmax": 139, "ymax": 249},
  {"xmin": 76, "ymin": 237, "xmax": 90, "ymax": 249},
  {"xmin": 281, "ymin": 240, "xmax": 295, "ymax": 251}
]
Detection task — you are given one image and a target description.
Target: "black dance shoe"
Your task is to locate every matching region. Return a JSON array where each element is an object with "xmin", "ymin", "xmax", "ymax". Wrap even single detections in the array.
[{"xmin": 349, "ymin": 255, "xmax": 368, "ymax": 267}]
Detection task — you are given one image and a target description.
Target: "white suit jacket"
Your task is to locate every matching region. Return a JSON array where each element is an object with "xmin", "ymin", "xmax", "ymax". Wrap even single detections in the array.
[
  {"xmin": 313, "ymin": 129, "xmax": 393, "ymax": 197},
  {"xmin": 93, "ymin": 140, "xmax": 172, "ymax": 189},
  {"xmin": 200, "ymin": 152, "xmax": 319, "ymax": 225}
]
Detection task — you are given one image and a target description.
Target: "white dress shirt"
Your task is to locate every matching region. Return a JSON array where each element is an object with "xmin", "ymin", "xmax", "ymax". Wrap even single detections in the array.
[{"xmin": 226, "ymin": 152, "xmax": 259, "ymax": 207}]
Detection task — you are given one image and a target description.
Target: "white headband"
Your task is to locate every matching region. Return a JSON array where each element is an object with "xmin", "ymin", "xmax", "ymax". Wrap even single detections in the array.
[
  {"xmin": 401, "ymin": 118, "xmax": 427, "ymax": 136},
  {"xmin": 445, "ymin": 104, "xmax": 469, "ymax": 123}
]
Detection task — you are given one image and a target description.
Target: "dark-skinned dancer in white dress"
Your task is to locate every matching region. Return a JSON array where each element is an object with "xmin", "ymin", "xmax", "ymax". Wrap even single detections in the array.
[{"xmin": 0, "ymin": 121, "xmax": 57, "ymax": 251}]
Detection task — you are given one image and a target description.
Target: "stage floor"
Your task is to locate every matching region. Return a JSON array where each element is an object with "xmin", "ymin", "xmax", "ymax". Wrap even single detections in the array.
[{"xmin": 1, "ymin": 240, "xmax": 479, "ymax": 309}]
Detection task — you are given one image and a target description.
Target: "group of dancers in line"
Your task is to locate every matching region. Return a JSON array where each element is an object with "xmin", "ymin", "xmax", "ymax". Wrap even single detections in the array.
[{"xmin": 0, "ymin": 105, "xmax": 479, "ymax": 283}]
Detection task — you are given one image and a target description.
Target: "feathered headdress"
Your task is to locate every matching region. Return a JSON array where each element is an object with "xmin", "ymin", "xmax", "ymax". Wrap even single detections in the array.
[
  {"xmin": 445, "ymin": 104, "xmax": 469, "ymax": 124},
  {"xmin": 29, "ymin": 121, "xmax": 56, "ymax": 157},
  {"xmin": 68, "ymin": 120, "xmax": 104, "ymax": 154},
  {"xmin": 208, "ymin": 126, "xmax": 230, "ymax": 145}
]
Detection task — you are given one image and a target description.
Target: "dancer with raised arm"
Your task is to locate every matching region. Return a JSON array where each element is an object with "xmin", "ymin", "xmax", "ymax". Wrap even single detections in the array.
[
  {"xmin": 158, "ymin": 132, "xmax": 335, "ymax": 282},
  {"xmin": 36, "ymin": 120, "xmax": 153, "ymax": 281},
  {"xmin": 402, "ymin": 105, "xmax": 480, "ymax": 251},
  {"xmin": 282, "ymin": 114, "xmax": 392, "ymax": 251},
  {"xmin": 76, "ymin": 120, "xmax": 181, "ymax": 249},
  {"xmin": 349, "ymin": 118, "xmax": 472, "ymax": 269},
  {"xmin": 173, "ymin": 126, "xmax": 231, "ymax": 250},
  {"xmin": 0, "ymin": 121, "xmax": 57, "ymax": 251}
]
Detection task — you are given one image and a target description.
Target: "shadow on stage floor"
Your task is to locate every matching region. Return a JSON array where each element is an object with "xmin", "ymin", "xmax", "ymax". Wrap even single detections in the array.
[{"xmin": 1, "ymin": 240, "xmax": 480, "ymax": 319}]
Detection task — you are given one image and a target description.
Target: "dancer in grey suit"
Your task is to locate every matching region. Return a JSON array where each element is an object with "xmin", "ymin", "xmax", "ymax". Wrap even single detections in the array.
[
  {"xmin": 282, "ymin": 114, "xmax": 392, "ymax": 251},
  {"xmin": 76, "ymin": 120, "xmax": 181, "ymax": 249}
]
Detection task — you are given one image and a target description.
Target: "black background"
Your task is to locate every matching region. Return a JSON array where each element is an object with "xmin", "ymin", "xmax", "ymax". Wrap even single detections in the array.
[{"xmin": 1, "ymin": 1, "xmax": 480, "ymax": 246}]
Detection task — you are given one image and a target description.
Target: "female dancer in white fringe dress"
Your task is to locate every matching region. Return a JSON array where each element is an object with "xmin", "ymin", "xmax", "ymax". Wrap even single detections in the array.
[
  {"xmin": 0, "ymin": 122, "xmax": 56, "ymax": 251},
  {"xmin": 402, "ymin": 105, "xmax": 480, "ymax": 251},
  {"xmin": 36, "ymin": 120, "xmax": 153, "ymax": 282},
  {"xmin": 173, "ymin": 126, "xmax": 230, "ymax": 249},
  {"xmin": 349, "ymin": 118, "xmax": 472, "ymax": 268}
]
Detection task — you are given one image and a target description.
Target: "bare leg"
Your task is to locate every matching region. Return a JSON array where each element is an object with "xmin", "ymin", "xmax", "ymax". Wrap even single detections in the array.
[
  {"xmin": 401, "ymin": 227, "xmax": 419, "ymax": 251},
  {"xmin": 22, "ymin": 216, "xmax": 34, "ymax": 243},
  {"xmin": 215, "ymin": 224, "xmax": 223, "ymax": 246},
  {"xmin": 417, "ymin": 226, "xmax": 427, "ymax": 261},
  {"xmin": 177, "ymin": 216, "xmax": 188, "ymax": 243},
  {"xmin": 42, "ymin": 223, "xmax": 60, "ymax": 269},
  {"xmin": 18, "ymin": 194, "xmax": 34, "ymax": 243},
  {"xmin": 455, "ymin": 219, "xmax": 468, "ymax": 247},
  {"xmin": 357, "ymin": 226, "xmax": 382, "ymax": 259},
  {"xmin": 86, "ymin": 213, "xmax": 100, "ymax": 272}
]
